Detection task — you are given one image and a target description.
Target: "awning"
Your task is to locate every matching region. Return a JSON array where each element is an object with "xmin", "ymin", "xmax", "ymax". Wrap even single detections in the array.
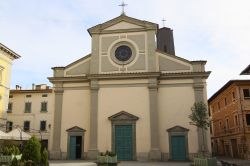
[
  {"xmin": 0, "ymin": 130, "xmax": 11, "ymax": 140},
  {"xmin": 7, "ymin": 129, "xmax": 31, "ymax": 140}
]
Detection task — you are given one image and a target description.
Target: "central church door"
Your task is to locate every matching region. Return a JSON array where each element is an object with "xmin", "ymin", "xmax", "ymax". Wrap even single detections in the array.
[
  {"xmin": 171, "ymin": 136, "xmax": 186, "ymax": 160},
  {"xmin": 115, "ymin": 125, "xmax": 133, "ymax": 160}
]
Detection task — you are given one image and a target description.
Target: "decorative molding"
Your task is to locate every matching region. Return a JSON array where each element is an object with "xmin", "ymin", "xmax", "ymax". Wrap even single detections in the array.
[
  {"xmin": 167, "ymin": 125, "xmax": 189, "ymax": 132},
  {"xmin": 0, "ymin": 43, "xmax": 21, "ymax": 59},
  {"xmin": 108, "ymin": 111, "xmax": 139, "ymax": 121},
  {"xmin": 66, "ymin": 126, "xmax": 86, "ymax": 132}
]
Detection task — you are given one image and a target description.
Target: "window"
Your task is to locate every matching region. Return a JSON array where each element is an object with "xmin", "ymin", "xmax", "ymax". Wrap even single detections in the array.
[
  {"xmin": 235, "ymin": 115, "xmax": 238, "ymax": 126},
  {"xmin": 226, "ymin": 119, "xmax": 229, "ymax": 129},
  {"xmin": 246, "ymin": 114, "xmax": 250, "ymax": 125},
  {"xmin": 232, "ymin": 92, "xmax": 235, "ymax": 100},
  {"xmin": 24, "ymin": 102, "xmax": 31, "ymax": 113},
  {"xmin": 0, "ymin": 66, "xmax": 3, "ymax": 84},
  {"xmin": 7, "ymin": 103, "xmax": 12, "ymax": 113},
  {"xmin": 9, "ymin": 95, "xmax": 13, "ymax": 98},
  {"xmin": 218, "ymin": 102, "xmax": 221, "ymax": 110},
  {"xmin": 219, "ymin": 121, "xmax": 222, "ymax": 130},
  {"xmin": 224, "ymin": 98, "xmax": 227, "ymax": 106},
  {"xmin": 40, "ymin": 121, "xmax": 46, "ymax": 131},
  {"xmin": 42, "ymin": 94, "xmax": 48, "ymax": 97},
  {"xmin": 6, "ymin": 121, "xmax": 13, "ymax": 132},
  {"xmin": 41, "ymin": 102, "xmax": 47, "ymax": 112},
  {"xmin": 26, "ymin": 95, "xmax": 32, "ymax": 98},
  {"xmin": 243, "ymin": 89, "xmax": 250, "ymax": 98},
  {"xmin": 23, "ymin": 121, "xmax": 30, "ymax": 131}
]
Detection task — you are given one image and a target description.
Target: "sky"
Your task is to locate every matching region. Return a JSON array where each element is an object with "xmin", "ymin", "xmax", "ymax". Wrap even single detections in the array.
[{"xmin": 0, "ymin": 0, "xmax": 249, "ymax": 98}]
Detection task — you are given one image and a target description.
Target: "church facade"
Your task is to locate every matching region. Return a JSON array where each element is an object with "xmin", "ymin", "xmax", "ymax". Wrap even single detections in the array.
[{"xmin": 48, "ymin": 14, "xmax": 211, "ymax": 161}]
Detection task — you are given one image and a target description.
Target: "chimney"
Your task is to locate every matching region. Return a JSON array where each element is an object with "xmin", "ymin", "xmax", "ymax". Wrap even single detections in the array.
[
  {"xmin": 156, "ymin": 27, "xmax": 175, "ymax": 55},
  {"xmin": 36, "ymin": 85, "xmax": 41, "ymax": 90},
  {"xmin": 32, "ymin": 83, "xmax": 35, "ymax": 90},
  {"xmin": 15, "ymin": 85, "xmax": 22, "ymax": 90}
]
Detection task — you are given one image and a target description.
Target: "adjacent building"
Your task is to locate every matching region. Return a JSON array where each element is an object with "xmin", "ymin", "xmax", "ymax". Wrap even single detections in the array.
[
  {"xmin": 0, "ymin": 43, "xmax": 20, "ymax": 129},
  {"xmin": 240, "ymin": 65, "xmax": 250, "ymax": 75},
  {"xmin": 208, "ymin": 80, "xmax": 250, "ymax": 158},
  {"xmin": 48, "ymin": 14, "xmax": 211, "ymax": 161},
  {"xmin": 7, "ymin": 84, "xmax": 54, "ymax": 149}
]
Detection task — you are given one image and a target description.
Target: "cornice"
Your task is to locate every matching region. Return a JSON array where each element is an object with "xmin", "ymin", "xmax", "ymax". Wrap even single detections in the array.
[
  {"xmin": 160, "ymin": 71, "xmax": 211, "ymax": 79},
  {"xmin": 90, "ymin": 28, "xmax": 156, "ymax": 36},
  {"xmin": 47, "ymin": 76, "xmax": 89, "ymax": 84},
  {"xmin": 0, "ymin": 43, "xmax": 21, "ymax": 59},
  {"xmin": 48, "ymin": 71, "xmax": 211, "ymax": 84},
  {"xmin": 87, "ymin": 72, "xmax": 161, "ymax": 80}
]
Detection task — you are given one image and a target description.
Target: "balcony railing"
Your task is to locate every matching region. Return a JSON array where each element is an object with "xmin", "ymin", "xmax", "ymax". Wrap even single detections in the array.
[{"xmin": 212, "ymin": 126, "xmax": 242, "ymax": 137}]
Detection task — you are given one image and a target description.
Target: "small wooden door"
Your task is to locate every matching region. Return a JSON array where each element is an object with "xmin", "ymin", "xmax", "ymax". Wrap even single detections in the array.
[
  {"xmin": 69, "ymin": 136, "xmax": 82, "ymax": 159},
  {"xmin": 69, "ymin": 136, "xmax": 76, "ymax": 159}
]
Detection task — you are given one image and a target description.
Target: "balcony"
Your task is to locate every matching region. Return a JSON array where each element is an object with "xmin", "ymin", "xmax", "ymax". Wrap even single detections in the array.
[{"xmin": 212, "ymin": 126, "xmax": 242, "ymax": 137}]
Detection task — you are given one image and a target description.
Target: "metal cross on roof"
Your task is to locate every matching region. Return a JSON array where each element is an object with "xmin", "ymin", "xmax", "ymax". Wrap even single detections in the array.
[
  {"xmin": 119, "ymin": 1, "xmax": 128, "ymax": 15},
  {"xmin": 162, "ymin": 18, "xmax": 166, "ymax": 27}
]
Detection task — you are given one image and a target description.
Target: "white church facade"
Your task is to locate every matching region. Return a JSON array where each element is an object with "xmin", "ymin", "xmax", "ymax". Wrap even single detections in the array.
[{"xmin": 48, "ymin": 14, "xmax": 211, "ymax": 161}]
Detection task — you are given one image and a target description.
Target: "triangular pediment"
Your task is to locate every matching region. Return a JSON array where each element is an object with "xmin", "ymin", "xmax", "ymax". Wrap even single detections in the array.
[
  {"xmin": 88, "ymin": 15, "xmax": 158, "ymax": 35},
  {"xmin": 66, "ymin": 126, "xmax": 86, "ymax": 132},
  {"xmin": 108, "ymin": 111, "xmax": 139, "ymax": 121},
  {"xmin": 167, "ymin": 125, "xmax": 189, "ymax": 132},
  {"xmin": 104, "ymin": 21, "xmax": 144, "ymax": 30}
]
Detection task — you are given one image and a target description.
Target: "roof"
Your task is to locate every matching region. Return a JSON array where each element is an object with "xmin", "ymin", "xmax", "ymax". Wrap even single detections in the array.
[
  {"xmin": 10, "ymin": 89, "xmax": 53, "ymax": 94},
  {"xmin": 208, "ymin": 79, "xmax": 250, "ymax": 103},
  {"xmin": 0, "ymin": 43, "xmax": 21, "ymax": 59},
  {"xmin": 240, "ymin": 65, "xmax": 250, "ymax": 75}
]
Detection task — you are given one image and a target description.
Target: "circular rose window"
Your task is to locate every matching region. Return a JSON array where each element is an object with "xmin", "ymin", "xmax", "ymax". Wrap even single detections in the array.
[{"xmin": 115, "ymin": 45, "xmax": 132, "ymax": 62}]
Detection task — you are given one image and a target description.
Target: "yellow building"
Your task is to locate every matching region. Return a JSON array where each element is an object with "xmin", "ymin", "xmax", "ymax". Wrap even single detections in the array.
[
  {"xmin": 49, "ymin": 14, "xmax": 211, "ymax": 161},
  {"xmin": 0, "ymin": 43, "xmax": 20, "ymax": 127},
  {"xmin": 7, "ymin": 84, "xmax": 54, "ymax": 149}
]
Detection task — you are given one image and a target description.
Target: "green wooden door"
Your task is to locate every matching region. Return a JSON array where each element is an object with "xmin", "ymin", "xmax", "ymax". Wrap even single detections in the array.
[
  {"xmin": 69, "ymin": 136, "xmax": 76, "ymax": 159},
  {"xmin": 115, "ymin": 125, "xmax": 133, "ymax": 160},
  {"xmin": 171, "ymin": 136, "xmax": 186, "ymax": 161}
]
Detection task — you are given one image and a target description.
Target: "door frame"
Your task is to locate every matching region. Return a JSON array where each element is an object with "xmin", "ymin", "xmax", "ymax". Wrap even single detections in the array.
[
  {"xmin": 167, "ymin": 125, "xmax": 189, "ymax": 161},
  {"xmin": 108, "ymin": 111, "xmax": 139, "ymax": 161},
  {"xmin": 66, "ymin": 126, "xmax": 86, "ymax": 159}
]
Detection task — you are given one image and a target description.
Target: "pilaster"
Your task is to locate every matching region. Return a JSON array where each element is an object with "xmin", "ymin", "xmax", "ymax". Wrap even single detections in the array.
[
  {"xmin": 193, "ymin": 77, "xmax": 209, "ymax": 153},
  {"xmin": 50, "ymin": 84, "xmax": 64, "ymax": 159},
  {"xmin": 90, "ymin": 35, "xmax": 100, "ymax": 74},
  {"xmin": 148, "ymin": 78, "xmax": 161, "ymax": 160},
  {"xmin": 147, "ymin": 31, "xmax": 157, "ymax": 72},
  {"xmin": 88, "ymin": 79, "xmax": 99, "ymax": 159}
]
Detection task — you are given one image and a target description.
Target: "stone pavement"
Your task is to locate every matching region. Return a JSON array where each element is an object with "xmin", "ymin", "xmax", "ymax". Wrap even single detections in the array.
[
  {"xmin": 216, "ymin": 156, "xmax": 250, "ymax": 166},
  {"xmin": 50, "ymin": 160, "xmax": 192, "ymax": 166}
]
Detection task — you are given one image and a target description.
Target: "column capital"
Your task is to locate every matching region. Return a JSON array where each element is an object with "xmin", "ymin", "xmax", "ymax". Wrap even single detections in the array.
[
  {"xmin": 148, "ymin": 78, "xmax": 158, "ymax": 90},
  {"xmin": 90, "ymin": 79, "xmax": 99, "ymax": 90},
  {"xmin": 54, "ymin": 88, "xmax": 64, "ymax": 94}
]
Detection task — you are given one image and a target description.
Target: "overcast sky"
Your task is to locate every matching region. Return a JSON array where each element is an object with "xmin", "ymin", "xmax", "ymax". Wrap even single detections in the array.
[{"xmin": 0, "ymin": 0, "xmax": 249, "ymax": 98}]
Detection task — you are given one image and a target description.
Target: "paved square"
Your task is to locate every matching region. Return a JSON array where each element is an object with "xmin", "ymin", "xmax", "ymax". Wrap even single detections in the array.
[{"xmin": 50, "ymin": 161, "xmax": 192, "ymax": 166}]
